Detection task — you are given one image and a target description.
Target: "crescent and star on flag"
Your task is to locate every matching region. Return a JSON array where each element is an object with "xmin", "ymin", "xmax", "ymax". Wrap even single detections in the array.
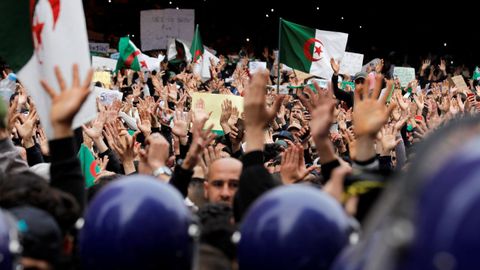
[
  {"xmin": 193, "ymin": 50, "xmax": 203, "ymax": 64},
  {"xmin": 303, "ymin": 38, "xmax": 324, "ymax": 62}
]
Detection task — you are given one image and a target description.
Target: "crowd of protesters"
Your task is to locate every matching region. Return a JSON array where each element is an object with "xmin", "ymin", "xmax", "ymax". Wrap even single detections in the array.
[{"xmin": 1, "ymin": 48, "xmax": 480, "ymax": 270}]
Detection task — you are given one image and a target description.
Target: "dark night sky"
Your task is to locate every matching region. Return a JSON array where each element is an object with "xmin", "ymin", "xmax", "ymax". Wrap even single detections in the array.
[{"xmin": 84, "ymin": 0, "xmax": 479, "ymax": 68}]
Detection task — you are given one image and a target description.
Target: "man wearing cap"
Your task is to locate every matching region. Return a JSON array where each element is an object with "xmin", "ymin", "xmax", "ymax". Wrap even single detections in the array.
[{"xmin": 287, "ymin": 121, "xmax": 303, "ymax": 141}]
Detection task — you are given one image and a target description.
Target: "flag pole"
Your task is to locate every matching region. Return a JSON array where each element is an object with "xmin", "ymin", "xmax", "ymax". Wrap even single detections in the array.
[
  {"xmin": 192, "ymin": 24, "xmax": 199, "ymax": 64},
  {"xmin": 277, "ymin": 17, "xmax": 282, "ymax": 94}
]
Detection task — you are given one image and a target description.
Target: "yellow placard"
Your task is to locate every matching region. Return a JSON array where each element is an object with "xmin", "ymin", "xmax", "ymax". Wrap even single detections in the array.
[
  {"xmin": 191, "ymin": 93, "xmax": 243, "ymax": 132},
  {"xmin": 92, "ymin": 71, "xmax": 112, "ymax": 89}
]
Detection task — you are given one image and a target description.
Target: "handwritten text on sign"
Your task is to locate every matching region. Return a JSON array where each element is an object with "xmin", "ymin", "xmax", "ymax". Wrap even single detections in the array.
[
  {"xmin": 339, "ymin": 52, "xmax": 364, "ymax": 76},
  {"xmin": 393, "ymin": 67, "xmax": 416, "ymax": 87},
  {"xmin": 140, "ymin": 9, "xmax": 194, "ymax": 51}
]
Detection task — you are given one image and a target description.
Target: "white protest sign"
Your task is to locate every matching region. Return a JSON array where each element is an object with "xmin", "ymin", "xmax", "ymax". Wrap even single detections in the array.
[
  {"xmin": 393, "ymin": 67, "xmax": 416, "ymax": 87},
  {"xmin": 92, "ymin": 56, "xmax": 117, "ymax": 71},
  {"xmin": 95, "ymin": 87, "xmax": 123, "ymax": 105},
  {"xmin": 140, "ymin": 9, "xmax": 195, "ymax": 51},
  {"xmin": 249, "ymin": 61, "xmax": 267, "ymax": 74},
  {"xmin": 339, "ymin": 52, "xmax": 364, "ymax": 76},
  {"xmin": 89, "ymin": 42, "xmax": 109, "ymax": 54}
]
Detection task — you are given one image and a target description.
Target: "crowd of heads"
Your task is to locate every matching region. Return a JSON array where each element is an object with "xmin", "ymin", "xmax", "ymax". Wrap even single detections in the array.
[{"xmin": 1, "ymin": 45, "xmax": 480, "ymax": 270}]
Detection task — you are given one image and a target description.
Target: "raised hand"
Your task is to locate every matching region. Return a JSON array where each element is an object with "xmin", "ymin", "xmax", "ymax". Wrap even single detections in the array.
[
  {"xmin": 220, "ymin": 99, "xmax": 233, "ymax": 133},
  {"xmin": 37, "ymin": 127, "xmax": 50, "ymax": 156},
  {"xmin": 136, "ymin": 111, "xmax": 152, "ymax": 137},
  {"xmin": 377, "ymin": 124, "xmax": 402, "ymax": 155},
  {"xmin": 353, "ymin": 80, "xmax": 396, "ymax": 138},
  {"xmin": 202, "ymin": 145, "xmax": 223, "ymax": 172},
  {"xmin": 244, "ymin": 70, "xmax": 284, "ymax": 129},
  {"xmin": 421, "ymin": 59, "xmax": 431, "ymax": 71},
  {"xmin": 40, "ymin": 64, "xmax": 93, "ymax": 139},
  {"xmin": 280, "ymin": 143, "xmax": 315, "ymax": 184},
  {"xmin": 109, "ymin": 129, "xmax": 139, "ymax": 174},
  {"xmin": 171, "ymin": 110, "xmax": 190, "ymax": 139},
  {"xmin": 375, "ymin": 59, "xmax": 384, "ymax": 74},
  {"xmin": 181, "ymin": 117, "xmax": 215, "ymax": 171},
  {"xmin": 413, "ymin": 93, "xmax": 425, "ymax": 114},
  {"xmin": 138, "ymin": 133, "xmax": 170, "ymax": 179},
  {"xmin": 228, "ymin": 125, "xmax": 243, "ymax": 153},
  {"xmin": 439, "ymin": 59, "xmax": 447, "ymax": 73},
  {"xmin": 15, "ymin": 108, "xmax": 38, "ymax": 148},
  {"xmin": 228, "ymin": 106, "xmax": 240, "ymax": 127},
  {"xmin": 243, "ymin": 70, "xmax": 284, "ymax": 152},
  {"xmin": 449, "ymin": 98, "xmax": 460, "ymax": 115},
  {"xmin": 82, "ymin": 111, "xmax": 106, "ymax": 140},
  {"xmin": 395, "ymin": 91, "xmax": 409, "ymax": 111},
  {"xmin": 341, "ymin": 127, "xmax": 357, "ymax": 160},
  {"xmin": 298, "ymin": 82, "xmax": 337, "ymax": 164},
  {"xmin": 299, "ymin": 83, "xmax": 335, "ymax": 139},
  {"xmin": 17, "ymin": 84, "xmax": 28, "ymax": 106},
  {"xmin": 330, "ymin": 58, "xmax": 340, "ymax": 75},
  {"xmin": 193, "ymin": 98, "xmax": 211, "ymax": 123},
  {"xmin": 132, "ymin": 84, "xmax": 142, "ymax": 98}
]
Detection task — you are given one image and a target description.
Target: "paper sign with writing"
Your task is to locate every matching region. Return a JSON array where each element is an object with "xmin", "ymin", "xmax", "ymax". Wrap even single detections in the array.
[
  {"xmin": 140, "ymin": 9, "xmax": 195, "ymax": 51},
  {"xmin": 393, "ymin": 67, "xmax": 416, "ymax": 87},
  {"xmin": 451, "ymin": 75, "xmax": 468, "ymax": 90},
  {"xmin": 95, "ymin": 87, "xmax": 123, "ymax": 105},
  {"xmin": 92, "ymin": 56, "xmax": 117, "ymax": 71},
  {"xmin": 339, "ymin": 52, "xmax": 364, "ymax": 76},
  {"xmin": 249, "ymin": 61, "xmax": 267, "ymax": 74},
  {"xmin": 191, "ymin": 93, "xmax": 244, "ymax": 133},
  {"xmin": 89, "ymin": 42, "xmax": 110, "ymax": 54}
]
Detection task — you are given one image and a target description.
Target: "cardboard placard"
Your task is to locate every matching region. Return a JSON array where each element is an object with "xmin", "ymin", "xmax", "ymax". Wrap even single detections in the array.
[
  {"xmin": 140, "ymin": 9, "xmax": 195, "ymax": 50},
  {"xmin": 451, "ymin": 75, "xmax": 468, "ymax": 90},
  {"xmin": 191, "ymin": 93, "xmax": 244, "ymax": 133}
]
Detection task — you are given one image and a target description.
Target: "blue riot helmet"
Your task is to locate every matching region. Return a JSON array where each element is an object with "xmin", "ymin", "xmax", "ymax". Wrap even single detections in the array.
[
  {"xmin": 0, "ymin": 209, "xmax": 21, "ymax": 270},
  {"xmin": 237, "ymin": 185, "xmax": 351, "ymax": 270},
  {"xmin": 79, "ymin": 175, "xmax": 197, "ymax": 270},
  {"xmin": 332, "ymin": 116, "xmax": 480, "ymax": 270}
]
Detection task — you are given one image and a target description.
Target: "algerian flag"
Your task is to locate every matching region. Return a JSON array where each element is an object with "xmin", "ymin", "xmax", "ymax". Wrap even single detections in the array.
[
  {"xmin": 115, "ymin": 37, "xmax": 160, "ymax": 72},
  {"xmin": 473, "ymin": 66, "xmax": 480, "ymax": 81},
  {"xmin": 191, "ymin": 25, "xmax": 204, "ymax": 64},
  {"xmin": 167, "ymin": 39, "xmax": 192, "ymax": 63},
  {"xmin": 77, "ymin": 144, "xmax": 99, "ymax": 188},
  {"xmin": 190, "ymin": 25, "xmax": 219, "ymax": 81},
  {"xmin": 0, "ymin": 0, "xmax": 95, "ymax": 138},
  {"xmin": 279, "ymin": 19, "xmax": 348, "ymax": 79}
]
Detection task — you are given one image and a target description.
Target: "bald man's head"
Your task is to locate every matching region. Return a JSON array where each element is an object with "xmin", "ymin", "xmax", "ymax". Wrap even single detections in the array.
[{"xmin": 204, "ymin": 158, "xmax": 242, "ymax": 206}]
